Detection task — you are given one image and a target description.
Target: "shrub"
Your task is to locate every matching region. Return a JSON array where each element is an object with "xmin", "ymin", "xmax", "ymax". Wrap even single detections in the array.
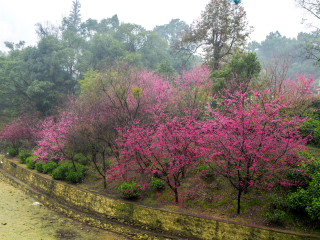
[
  {"xmin": 42, "ymin": 161, "xmax": 58, "ymax": 174},
  {"xmin": 73, "ymin": 153, "xmax": 89, "ymax": 165},
  {"xmin": 65, "ymin": 163, "xmax": 87, "ymax": 184},
  {"xmin": 66, "ymin": 171, "xmax": 85, "ymax": 183},
  {"xmin": 266, "ymin": 209, "xmax": 286, "ymax": 224},
  {"xmin": 306, "ymin": 198, "xmax": 320, "ymax": 221},
  {"xmin": 306, "ymin": 158, "xmax": 320, "ymax": 176},
  {"xmin": 150, "ymin": 177, "xmax": 165, "ymax": 190},
  {"xmin": 52, "ymin": 161, "xmax": 75, "ymax": 180},
  {"xmin": 197, "ymin": 163, "xmax": 215, "ymax": 180},
  {"xmin": 52, "ymin": 162, "xmax": 69, "ymax": 180},
  {"xmin": 118, "ymin": 182, "xmax": 142, "ymax": 198},
  {"xmin": 26, "ymin": 156, "xmax": 36, "ymax": 169},
  {"xmin": 287, "ymin": 188, "xmax": 310, "ymax": 214},
  {"xmin": 35, "ymin": 162, "xmax": 44, "ymax": 173},
  {"xmin": 268, "ymin": 195, "xmax": 287, "ymax": 211},
  {"xmin": 8, "ymin": 146, "xmax": 17, "ymax": 157},
  {"xmin": 300, "ymin": 119, "xmax": 320, "ymax": 147},
  {"xmin": 52, "ymin": 161, "xmax": 87, "ymax": 183},
  {"xmin": 18, "ymin": 149, "xmax": 31, "ymax": 164}
]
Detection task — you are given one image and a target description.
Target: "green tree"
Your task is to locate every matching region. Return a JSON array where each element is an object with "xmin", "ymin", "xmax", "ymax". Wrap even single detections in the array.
[
  {"xmin": 211, "ymin": 52, "xmax": 261, "ymax": 93},
  {"xmin": 67, "ymin": 0, "xmax": 82, "ymax": 34},
  {"xmin": 174, "ymin": 0, "xmax": 252, "ymax": 70},
  {"xmin": 154, "ymin": 19, "xmax": 188, "ymax": 44},
  {"xmin": 155, "ymin": 60, "xmax": 175, "ymax": 78}
]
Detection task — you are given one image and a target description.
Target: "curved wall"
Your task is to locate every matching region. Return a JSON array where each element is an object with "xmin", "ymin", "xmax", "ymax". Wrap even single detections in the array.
[{"xmin": 0, "ymin": 155, "xmax": 319, "ymax": 240}]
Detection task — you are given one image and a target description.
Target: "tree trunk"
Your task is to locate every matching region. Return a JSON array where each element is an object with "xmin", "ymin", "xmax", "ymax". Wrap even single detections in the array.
[
  {"xmin": 103, "ymin": 175, "xmax": 106, "ymax": 189},
  {"xmin": 102, "ymin": 151, "xmax": 107, "ymax": 189},
  {"xmin": 174, "ymin": 188, "xmax": 179, "ymax": 203},
  {"xmin": 237, "ymin": 190, "xmax": 241, "ymax": 214}
]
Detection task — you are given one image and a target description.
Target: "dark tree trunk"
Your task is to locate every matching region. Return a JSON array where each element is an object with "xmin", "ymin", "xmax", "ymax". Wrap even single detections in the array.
[
  {"xmin": 174, "ymin": 188, "xmax": 179, "ymax": 203},
  {"xmin": 237, "ymin": 190, "xmax": 242, "ymax": 214},
  {"xmin": 102, "ymin": 150, "xmax": 107, "ymax": 189}
]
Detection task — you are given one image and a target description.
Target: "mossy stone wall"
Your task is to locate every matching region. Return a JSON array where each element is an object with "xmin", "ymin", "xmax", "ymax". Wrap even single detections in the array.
[{"xmin": 0, "ymin": 155, "xmax": 319, "ymax": 240}]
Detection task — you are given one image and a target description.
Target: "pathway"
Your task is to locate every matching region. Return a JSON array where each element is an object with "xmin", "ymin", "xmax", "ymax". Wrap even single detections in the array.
[{"xmin": 0, "ymin": 177, "xmax": 130, "ymax": 240}]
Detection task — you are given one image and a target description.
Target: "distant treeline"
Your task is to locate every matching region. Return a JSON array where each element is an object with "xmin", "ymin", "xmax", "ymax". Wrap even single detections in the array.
[{"xmin": 249, "ymin": 31, "xmax": 320, "ymax": 84}]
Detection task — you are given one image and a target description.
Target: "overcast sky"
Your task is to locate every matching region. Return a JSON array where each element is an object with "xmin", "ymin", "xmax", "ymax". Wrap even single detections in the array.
[{"xmin": 0, "ymin": 0, "xmax": 317, "ymax": 52}]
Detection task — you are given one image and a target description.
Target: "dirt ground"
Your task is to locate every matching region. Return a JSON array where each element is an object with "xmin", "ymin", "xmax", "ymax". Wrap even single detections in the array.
[{"xmin": 0, "ymin": 178, "xmax": 130, "ymax": 240}]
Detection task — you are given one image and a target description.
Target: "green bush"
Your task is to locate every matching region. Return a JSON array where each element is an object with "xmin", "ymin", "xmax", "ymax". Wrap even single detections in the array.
[
  {"xmin": 65, "ymin": 163, "xmax": 87, "ymax": 183},
  {"xmin": 52, "ymin": 161, "xmax": 87, "ymax": 183},
  {"xmin": 52, "ymin": 164, "xmax": 68, "ymax": 180},
  {"xmin": 42, "ymin": 161, "xmax": 57, "ymax": 174},
  {"xmin": 150, "ymin": 177, "xmax": 165, "ymax": 190},
  {"xmin": 268, "ymin": 195, "xmax": 287, "ymax": 211},
  {"xmin": 266, "ymin": 209, "xmax": 286, "ymax": 224},
  {"xmin": 286, "ymin": 170, "xmax": 320, "ymax": 223},
  {"xmin": 26, "ymin": 156, "xmax": 36, "ymax": 169},
  {"xmin": 18, "ymin": 149, "xmax": 31, "ymax": 164},
  {"xmin": 197, "ymin": 163, "xmax": 215, "ymax": 180},
  {"xmin": 300, "ymin": 119, "xmax": 320, "ymax": 147},
  {"xmin": 66, "ymin": 171, "xmax": 85, "ymax": 183},
  {"xmin": 8, "ymin": 146, "xmax": 17, "ymax": 157},
  {"xmin": 118, "ymin": 182, "xmax": 142, "ymax": 198},
  {"xmin": 287, "ymin": 188, "xmax": 310, "ymax": 214},
  {"xmin": 73, "ymin": 153, "xmax": 89, "ymax": 165},
  {"xmin": 306, "ymin": 158, "xmax": 320, "ymax": 176},
  {"xmin": 52, "ymin": 161, "xmax": 71, "ymax": 180},
  {"xmin": 306, "ymin": 198, "xmax": 320, "ymax": 221},
  {"xmin": 35, "ymin": 162, "xmax": 44, "ymax": 173}
]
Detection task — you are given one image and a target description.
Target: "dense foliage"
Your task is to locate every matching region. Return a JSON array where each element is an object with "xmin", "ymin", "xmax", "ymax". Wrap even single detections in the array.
[
  {"xmin": 2, "ymin": 0, "xmax": 320, "ymax": 229},
  {"xmin": 0, "ymin": 2, "xmax": 193, "ymax": 119}
]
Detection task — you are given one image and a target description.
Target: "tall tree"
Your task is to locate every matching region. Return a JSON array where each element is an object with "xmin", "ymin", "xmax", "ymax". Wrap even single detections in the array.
[
  {"xmin": 154, "ymin": 19, "xmax": 188, "ymax": 44},
  {"xmin": 68, "ymin": 0, "xmax": 82, "ymax": 34},
  {"xmin": 174, "ymin": 0, "xmax": 252, "ymax": 70}
]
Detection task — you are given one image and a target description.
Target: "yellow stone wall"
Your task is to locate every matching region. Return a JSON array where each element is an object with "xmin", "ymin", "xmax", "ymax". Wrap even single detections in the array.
[{"xmin": 0, "ymin": 154, "xmax": 318, "ymax": 240}]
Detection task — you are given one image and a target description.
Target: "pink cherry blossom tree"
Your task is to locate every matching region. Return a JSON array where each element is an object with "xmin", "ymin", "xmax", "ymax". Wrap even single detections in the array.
[
  {"xmin": 109, "ymin": 111, "xmax": 201, "ymax": 203},
  {"xmin": 199, "ymin": 87, "xmax": 310, "ymax": 214},
  {"xmin": 0, "ymin": 118, "xmax": 35, "ymax": 151},
  {"xmin": 34, "ymin": 112, "xmax": 76, "ymax": 165},
  {"xmin": 169, "ymin": 65, "xmax": 211, "ymax": 118}
]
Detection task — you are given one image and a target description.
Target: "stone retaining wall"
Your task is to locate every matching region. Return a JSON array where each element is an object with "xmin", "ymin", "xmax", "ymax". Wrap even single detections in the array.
[{"xmin": 0, "ymin": 155, "xmax": 318, "ymax": 240}]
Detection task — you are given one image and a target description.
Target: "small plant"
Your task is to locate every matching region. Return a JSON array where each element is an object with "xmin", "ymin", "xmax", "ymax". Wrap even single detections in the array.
[
  {"xmin": 73, "ymin": 153, "xmax": 89, "ymax": 165},
  {"xmin": 26, "ymin": 156, "xmax": 36, "ymax": 169},
  {"xmin": 52, "ymin": 161, "xmax": 87, "ymax": 183},
  {"xmin": 150, "ymin": 177, "xmax": 165, "ymax": 190},
  {"xmin": 118, "ymin": 182, "xmax": 142, "ymax": 198},
  {"xmin": 197, "ymin": 163, "xmax": 215, "ymax": 180},
  {"xmin": 66, "ymin": 171, "xmax": 85, "ymax": 183},
  {"xmin": 18, "ymin": 149, "xmax": 31, "ymax": 164},
  {"xmin": 42, "ymin": 161, "xmax": 58, "ymax": 174},
  {"xmin": 65, "ymin": 163, "xmax": 87, "ymax": 183},
  {"xmin": 268, "ymin": 195, "xmax": 287, "ymax": 211},
  {"xmin": 52, "ymin": 162, "xmax": 70, "ymax": 180},
  {"xmin": 8, "ymin": 146, "xmax": 17, "ymax": 157},
  {"xmin": 35, "ymin": 162, "xmax": 44, "ymax": 173},
  {"xmin": 306, "ymin": 198, "xmax": 320, "ymax": 221},
  {"xmin": 266, "ymin": 209, "xmax": 286, "ymax": 224}
]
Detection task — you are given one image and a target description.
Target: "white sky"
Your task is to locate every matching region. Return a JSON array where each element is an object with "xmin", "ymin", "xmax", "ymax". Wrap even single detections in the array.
[{"xmin": 0, "ymin": 0, "xmax": 317, "ymax": 52}]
